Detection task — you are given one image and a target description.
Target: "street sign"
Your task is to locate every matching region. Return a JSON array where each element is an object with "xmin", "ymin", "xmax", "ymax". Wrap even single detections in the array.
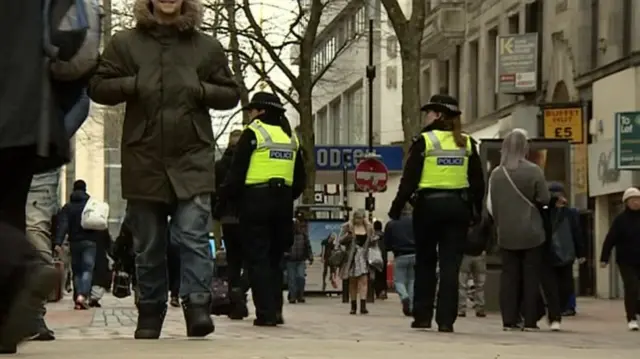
[
  {"xmin": 354, "ymin": 157, "xmax": 389, "ymax": 193},
  {"xmin": 496, "ymin": 33, "xmax": 538, "ymax": 94},
  {"xmin": 314, "ymin": 145, "xmax": 404, "ymax": 171},
  {"xmin": 615, "ymin": 112, "xmax": 640, "ymax": 170},
  {"xmin": 543, "ymin": 106, "xmax": 583, "ymax": 144}
]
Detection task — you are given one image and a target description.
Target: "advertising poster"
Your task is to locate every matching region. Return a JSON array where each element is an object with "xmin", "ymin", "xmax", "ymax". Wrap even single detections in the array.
[{"xmin": 304, "ymin": 220, "xmax": 344, "ymax": 293}]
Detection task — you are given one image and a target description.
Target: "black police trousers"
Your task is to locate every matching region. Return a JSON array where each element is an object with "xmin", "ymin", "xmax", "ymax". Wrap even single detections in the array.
[
  {"xmin": 412, "ymin": 191, "xmax": 470, "ymax": 327},
  {"xmin": 240, "ymin": 185, "xmax": 294, "ymax": 322}
]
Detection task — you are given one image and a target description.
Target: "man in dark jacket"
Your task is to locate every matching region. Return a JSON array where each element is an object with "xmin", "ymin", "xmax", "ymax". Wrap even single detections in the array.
[
  {"xmin": 55, "ymin": 180, "xmax": 102, "ymax": 309},
  {"xmin": 213, "ymin": 129, "xmax": 249, "ymax": 319},
  {"xmin": 88, "ymin": 0, "xmax": 240, "ymax": 339},
  {"xmin": 0, "ymin": 1, "xmax": 88, "ymax": 353},
  {"xmin": 286, "ymin": 217, "xmax": 313, "ymax": 304},
  {"xmin": 547, "ymin": 183, "xmax": 585, "ymax": 317},
  {"xmin": 384, "ymin": 205, "xmax": 416, "ymax": 316},
  {"xmin": 218, "ymin": 92, "xmax": 307, "ymax": 326}
]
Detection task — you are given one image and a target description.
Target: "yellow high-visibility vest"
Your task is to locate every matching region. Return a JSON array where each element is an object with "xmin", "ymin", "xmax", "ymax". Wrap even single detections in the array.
[
  {"xmin": 244, "ymin": 119, "xmax": 299, "ymax": 186},
  {"xmin": 417, "ymin": 130, "xmax": 471, "ymax": 190}
]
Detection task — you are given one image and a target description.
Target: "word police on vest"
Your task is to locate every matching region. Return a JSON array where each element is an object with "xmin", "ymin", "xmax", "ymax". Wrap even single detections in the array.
[
  {"xmin": 270, "ymin": 150, "xmax": 294, "ymax": 160},
  {"xmin": 437, "ymin": 157, "xmax": 464, "ymax": 166}
]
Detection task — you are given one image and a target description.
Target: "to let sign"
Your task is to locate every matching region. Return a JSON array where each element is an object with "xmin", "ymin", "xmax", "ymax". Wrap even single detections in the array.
[
  {"xmin": 543, "ymin": 107, "xmax": 583, "ymax": 144},
  {"xmin": 615, "ymin": 112, "xmax": 640, "ymax": 170}
]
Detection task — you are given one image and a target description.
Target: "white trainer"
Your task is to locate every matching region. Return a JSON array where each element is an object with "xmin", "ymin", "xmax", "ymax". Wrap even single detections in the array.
[
  {"xmin": 550, "ymin": 321, "xmax": 561, "ymax": 332},
  {"xmin": 628, "ymin": 320, "xmax": 639, "ymax": 331}
]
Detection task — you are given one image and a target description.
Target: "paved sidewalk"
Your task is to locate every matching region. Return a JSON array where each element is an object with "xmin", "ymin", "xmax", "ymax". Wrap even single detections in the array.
[{"xmin": 20, "ymin": 294, "xmax": 638, "ymax": 358}]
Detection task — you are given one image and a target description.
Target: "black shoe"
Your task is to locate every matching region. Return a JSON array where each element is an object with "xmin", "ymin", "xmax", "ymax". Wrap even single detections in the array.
[
  {"xmin": 0, "ymin": 344, "xmax": 16, "ymax": 354},
  {"xmin": 411, "ymin": 320, "xmax": 432, "ymax": 329},
  {"xmin": 297, "ymin": 297, "xmax": 306, "ymax": 303},
  {"xmin": 401, "ymin": 298, "xmax": 411, "ymax": 316},
  {"xmin": 253, "ymin": 318, "xmax": 277, "ymax": 327},
  {"xmin": 350, "ymin": 300, "xmax": 357, "ymax": 315},
  {"xmin": 438, "ymin": 325, "xmax": 454, "ymax": 333},
  {"xmin": 359, "ymin": 300, "xmax": 368, "ymax": 315},
  {"xmin": 134, "ymin": 303, "xmax": 167, "ymax": 339},
  {"xmin": 89, "ymin": 300, "xmax": 102, "ymax": 308},
  {"xmin": 275, "ymin": 312, "xmax": 284, "ymax": 325},
  {"xmin": 169, "ymin": 297, "xmax": 180, "ymax": 308},
  {"xmin": 30, "ymin": 321, "xmax": 55, "ymax": 341},
  {"xmin": 0, "ymin": 264, "xmax": 57, "ymax": 349},
  {"xmin": 503, "ymin": 324, "xmax": 522, "ymax": 331},
  {"xmin": 457, "ymin": 312, "xmax": 466, "ymax": 317},
  {"xmin": 182, "ymin": 293, "xmax": 215, "ymax": 338},
  {"xmin": 475, "ymin": 311, "xmax": 486, "ymax": 318},
  {"xmin": 561, "ymin": 309, "xmax": 576, "ymax": 316},
  {"xmin": 288, "ymin": 299, "xmax": 297, "ymax": 304}
]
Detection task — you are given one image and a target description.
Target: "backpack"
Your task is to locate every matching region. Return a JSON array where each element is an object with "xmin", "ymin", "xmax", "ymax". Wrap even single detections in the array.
[
  {"xmin": 81, "ymin": 197, "xmax": 110, "ymax": 231},
  {"xmin": 45, "ymin": 0, "xmax": 102, "ymax": 81},
  {"xmin": 549, "ymin": 210, "xmax": 576, "ymax": 266}
]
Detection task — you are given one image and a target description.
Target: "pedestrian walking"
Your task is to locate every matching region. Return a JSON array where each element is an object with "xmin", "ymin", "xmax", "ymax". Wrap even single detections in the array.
[
  {"xmin": 213, "ymin": 130, "xmax": 249, "ymax": 320},
  {"xmin": 384, "ymin": 204, "xmax": 416, "ymax": 316},
  {"xmin": 458, "ymin": 221, "xmax": 490, "ymax": 318},
  {"xmin": 388, "ymin": 94, "xmax": 485, "ymax": 332},
  {"xmin": 600, "ymin": 187, "xmax": 640, "ymax": 331},
  {"xmin": 339, "ymin": 210, "xmax": 376, "ymax": 315},
  {"xmin": 487, "ymin": 129, "xmax": 551, "ymax": 331},
  {"xmin": 218, "ymin": 92, "xmax": 307, "ymax": 326},
  {"xmin": 286, "ymin": 216, "xmax": 313, "ymax": 303},
  {"xmin": 88, "ymin": 0, "xmax": 240, "ymax": 339}
]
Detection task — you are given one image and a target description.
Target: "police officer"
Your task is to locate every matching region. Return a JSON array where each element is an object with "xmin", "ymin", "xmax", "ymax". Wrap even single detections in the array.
[
  {"xmin": 388, "ymin": 94, "xmax": 485, "ymax": 333},
  {"xmin": 218, "ymin": 92, "xmax": 307, "ymax": 327}
]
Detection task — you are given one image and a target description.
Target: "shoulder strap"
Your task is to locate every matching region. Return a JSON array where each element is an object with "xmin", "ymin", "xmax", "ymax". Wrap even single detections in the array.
[{"xmin": 501, "ymin": 167, "xmax": 536, "ymax": 209}]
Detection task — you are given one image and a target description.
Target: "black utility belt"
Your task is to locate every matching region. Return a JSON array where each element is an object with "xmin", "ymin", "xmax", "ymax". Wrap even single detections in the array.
[
  {"xmin": 246, "ymin": 178, "xmax": 289, "ymax": 189},
  {"xmin": 416, "ymin": 189, "xmax": 467, "ymax": 200}
]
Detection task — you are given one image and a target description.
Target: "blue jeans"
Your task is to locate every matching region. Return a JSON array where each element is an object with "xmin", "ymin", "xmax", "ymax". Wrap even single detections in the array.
[
  {"xmin": 70, "ymin": 240, "xmax": 97, "ymax": 297},
  {"xmin": 394, "ymin": 254, "xmax": 416, "ymax": 310},
  {"xmin": 127, "ymin": 195, "xmax": 214, "ymax": 305},
  {"xmin": 286, "ymin": 261, "xmax": 306, "ymax": 300}
]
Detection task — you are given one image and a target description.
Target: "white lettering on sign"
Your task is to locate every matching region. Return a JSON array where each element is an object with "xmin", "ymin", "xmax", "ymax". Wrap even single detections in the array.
[
  {"xmin": 620, "ymin": 116, "xmax": 633, "ymax": 134},
  {"xmin": 316, "ymin": 148, "xmax": 379, "ymax": 169}
]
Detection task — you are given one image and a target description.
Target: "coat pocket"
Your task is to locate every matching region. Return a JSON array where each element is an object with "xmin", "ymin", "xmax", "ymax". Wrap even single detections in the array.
[{"xmin": 191, "ymin": 115, "xmax": 214, "ymax": 146}]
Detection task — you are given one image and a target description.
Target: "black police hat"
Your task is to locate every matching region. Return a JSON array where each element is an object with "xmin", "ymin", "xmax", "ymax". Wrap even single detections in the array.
[
  {"xmin": 242, "ymin": 91, "xmax": 286, "ymax": 112},
  {"xmin": 420, "ymin": 94, "xmax": 461, "ymax": 116}
]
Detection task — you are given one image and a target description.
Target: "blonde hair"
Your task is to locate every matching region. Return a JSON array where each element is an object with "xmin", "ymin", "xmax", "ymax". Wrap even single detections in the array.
[{"xmin": 351, "ymin": 209, "xmax": 370, "ymax": 227}]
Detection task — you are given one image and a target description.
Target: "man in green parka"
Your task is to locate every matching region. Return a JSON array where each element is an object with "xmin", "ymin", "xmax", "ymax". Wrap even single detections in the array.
[{"xmin": 88, "ymin": 0, "xmax": 240, "ymax": 340}]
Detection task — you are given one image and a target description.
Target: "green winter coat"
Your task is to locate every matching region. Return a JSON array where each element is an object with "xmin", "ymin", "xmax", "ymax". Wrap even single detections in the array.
[{"xmin": 88, "ymin": 0, "xmax": 240, "ymax": 203}]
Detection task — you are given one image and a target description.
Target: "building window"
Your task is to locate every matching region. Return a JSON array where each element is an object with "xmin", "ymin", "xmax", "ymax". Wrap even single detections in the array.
[
  {"xmin": 386, "ymin": 35, "xmax": 398, "ymax": 58},
  {"xmin": 487, "ymin": 27, "xmax": 498, "ymax": 112},
  {"xmin": 508, "ymin": 13, "xmax": 519, "ymax": 34},
  {"xmin": 329, "ymin": 99, "xmax": 341, "ymax": 145},
  {"xmin": 348, "ymin": 6, "xmax": 365, "ymax": 38},
  {"xmin": 385, "ymin": 65, "xmax": 398, "ymax": 89},
  {"xmin": 315, "ymin": 107, "xmax": 327, "ymax": 144},
  {"xmin": 469, "ymin": 39, "xmax": 479, "ymax": 121},
  {"xmin": 345, "ymin": 84, "xmax": 364, "ymax": 145}
]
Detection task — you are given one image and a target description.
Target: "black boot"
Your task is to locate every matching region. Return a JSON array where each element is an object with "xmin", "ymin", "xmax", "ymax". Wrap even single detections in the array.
[
  {"xmin": 0, "ymin": 344, "xmax": 16, "ymax": 355},
  {"xmin": 360, "ymin": 300, "xmax": 369, "ymax": 315},
  {"xmin": 182, "ymin": 293, "xmax": 215, "ymax": 337},
  {"xmin": 134, "ymin": 303, "xmax": 166, "ymax": 339},
  {"xmin": 228, "ymin": 288, "xmax": 249, "ymax": 320},
  {"xmin": 350, "ymin": 300, "xmax": 357, "ymax": 315},
  {"xmin": 0, "ymin": 263, "xmax": 57, "ymax": 349}
]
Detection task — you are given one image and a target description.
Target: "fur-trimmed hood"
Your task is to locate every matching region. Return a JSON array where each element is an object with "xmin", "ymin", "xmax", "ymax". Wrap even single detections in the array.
[{"xmin": 134, "ymin": 0, "xmax": 203, "ymax": 32}]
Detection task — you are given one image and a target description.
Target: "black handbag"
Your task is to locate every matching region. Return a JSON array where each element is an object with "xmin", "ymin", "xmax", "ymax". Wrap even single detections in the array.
[{"xmin": 111, "ymin": 262, "xmax": 132, "ymax": 299}]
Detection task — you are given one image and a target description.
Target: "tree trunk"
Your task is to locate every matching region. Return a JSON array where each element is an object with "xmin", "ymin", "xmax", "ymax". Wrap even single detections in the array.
[
  {"xmin": 224, "ymin": 0, "xmax": 251, "ymax": 125},
  {"xmin": 297, "ymin": 84, "xmax": 315, "ymax": 205},
  {"xmin": 399, "ymin": 47, "xmax": 422, "ymax": 152}
]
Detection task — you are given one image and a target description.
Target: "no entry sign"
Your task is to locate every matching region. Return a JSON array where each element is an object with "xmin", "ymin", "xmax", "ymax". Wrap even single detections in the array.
[{"xmin": 354, "ymin": 157, "xmax": 389, "ymax": 192}]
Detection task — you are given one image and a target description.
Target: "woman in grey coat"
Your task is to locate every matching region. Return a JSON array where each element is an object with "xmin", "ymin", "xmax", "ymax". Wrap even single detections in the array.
[{"xmin": 487, "ymin": 129, "xmax": 550, "ymax": 331}]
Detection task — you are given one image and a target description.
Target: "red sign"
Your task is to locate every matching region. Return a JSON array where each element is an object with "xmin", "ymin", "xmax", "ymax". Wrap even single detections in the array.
[{"xmin": 354, "ymin": 158, "xmax": 389, "ymax": 193}]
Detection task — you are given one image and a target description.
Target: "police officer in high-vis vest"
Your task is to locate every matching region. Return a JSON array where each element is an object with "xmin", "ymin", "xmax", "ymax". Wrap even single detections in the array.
[
  {"xmin": 218, "ymin": 92, "xmax": 307, "ymax": 327},
  {"xmin": 388, "ymin": 94, "xmax": 485, "ymax": 333}
]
